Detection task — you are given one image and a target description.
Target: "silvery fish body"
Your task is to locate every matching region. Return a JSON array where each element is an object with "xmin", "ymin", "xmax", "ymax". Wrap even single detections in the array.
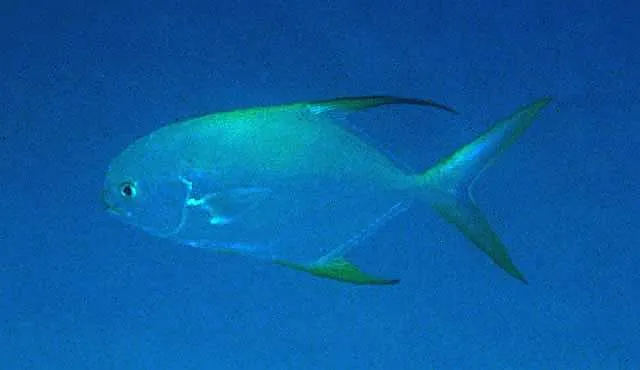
[{"xmin": 103, "ymin": 96, "xmax": 550, "ymax": 284}]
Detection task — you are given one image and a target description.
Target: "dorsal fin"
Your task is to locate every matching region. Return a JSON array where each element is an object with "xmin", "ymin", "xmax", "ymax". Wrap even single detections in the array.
[{"xmin": 304, "ymin": 95, "xmax": 458, "ymax": 115}]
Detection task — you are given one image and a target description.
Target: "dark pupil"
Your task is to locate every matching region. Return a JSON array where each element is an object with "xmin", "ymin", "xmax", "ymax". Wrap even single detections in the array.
[{"xmin": 121, "ymin": 184, "xmax": 133, "ymax": 197}]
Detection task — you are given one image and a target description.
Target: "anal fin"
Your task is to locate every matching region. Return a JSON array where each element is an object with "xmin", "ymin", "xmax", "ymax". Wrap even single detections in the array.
[{"xmin": 275, "ymin": 256, "xmax": 399, "ymax": 286}]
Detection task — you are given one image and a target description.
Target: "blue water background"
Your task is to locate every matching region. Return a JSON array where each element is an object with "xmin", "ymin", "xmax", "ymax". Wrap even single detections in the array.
[{"xmin": 1, "ymin": 0, "xmax": 637, "ymax": 368}]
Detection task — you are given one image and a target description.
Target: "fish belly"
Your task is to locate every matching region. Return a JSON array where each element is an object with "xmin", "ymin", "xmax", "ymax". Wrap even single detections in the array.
[{"xmin": 169, "ymin": 176, "xmax": 410, "ymax": 264}]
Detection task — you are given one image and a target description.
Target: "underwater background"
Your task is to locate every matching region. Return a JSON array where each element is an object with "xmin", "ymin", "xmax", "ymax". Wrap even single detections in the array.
[{"xmin": 1, "ymin": 0, "xmax": 637, "ymax": 369}]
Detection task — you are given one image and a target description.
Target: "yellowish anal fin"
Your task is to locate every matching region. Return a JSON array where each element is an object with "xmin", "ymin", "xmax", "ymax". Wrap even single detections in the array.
[{"xmin": 275, "ymin": 256, "xmax": 399, "ymax": 286}]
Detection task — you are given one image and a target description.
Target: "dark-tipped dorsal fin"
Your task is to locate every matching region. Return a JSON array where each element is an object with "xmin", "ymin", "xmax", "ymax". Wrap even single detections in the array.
[{"xmin": 304, "ymin": 95, "xmax": 458, "ymax": 115}]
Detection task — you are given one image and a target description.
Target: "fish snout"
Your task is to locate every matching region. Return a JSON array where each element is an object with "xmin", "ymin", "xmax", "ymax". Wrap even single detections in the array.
[{"xmin": 102, "ymin": 188, "xmax": 122, "ymax": 216}]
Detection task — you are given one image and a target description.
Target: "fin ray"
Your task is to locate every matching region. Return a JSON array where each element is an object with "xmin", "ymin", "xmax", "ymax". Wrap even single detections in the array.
[{"xmin": 322, "ymin": 201, "xmax": 410, "ymax": 261}]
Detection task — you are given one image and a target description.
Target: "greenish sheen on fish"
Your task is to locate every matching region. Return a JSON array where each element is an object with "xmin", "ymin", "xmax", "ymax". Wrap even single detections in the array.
[{"xmin": 103, "ymin": 95, "xmax": 551, "ymax": 285}]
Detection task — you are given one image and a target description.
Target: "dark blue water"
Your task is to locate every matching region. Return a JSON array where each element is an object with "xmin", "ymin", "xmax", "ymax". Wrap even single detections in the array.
[{"xmin": 2, "ymin": 1, "xmax": 637, "ymax": 368}]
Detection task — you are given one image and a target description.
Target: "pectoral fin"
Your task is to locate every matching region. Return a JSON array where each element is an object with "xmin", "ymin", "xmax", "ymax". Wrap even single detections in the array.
[
  {"xmin": 275, "ymin": 256, "xmax": 399, "ymax": 285},
  {"xmin": 185, "ymin": 187, "xmax": 271, "ymax": 225}
]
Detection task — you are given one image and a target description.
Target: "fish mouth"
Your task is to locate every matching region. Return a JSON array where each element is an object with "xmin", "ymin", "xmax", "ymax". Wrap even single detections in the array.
[{"xmin": 102, "ymin": 189, "xmax": 122, "ymax": 215}]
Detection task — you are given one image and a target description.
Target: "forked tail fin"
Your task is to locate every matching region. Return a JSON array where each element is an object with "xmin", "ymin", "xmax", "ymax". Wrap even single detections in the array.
[{"xmin": 421, "ymin": 98, "xmax": 552, "ymax": 283}]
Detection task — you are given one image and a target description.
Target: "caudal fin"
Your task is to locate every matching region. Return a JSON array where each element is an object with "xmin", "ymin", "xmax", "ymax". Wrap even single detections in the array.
[{"xmin": 421, "ymin": 98, "xmax": 552, "ymax": 283}]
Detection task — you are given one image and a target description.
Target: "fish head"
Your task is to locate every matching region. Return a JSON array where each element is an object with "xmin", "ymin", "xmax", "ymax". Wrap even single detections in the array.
[{"xmin": 102, "ymin": 136, "xmax": 192, "ymax": 238}]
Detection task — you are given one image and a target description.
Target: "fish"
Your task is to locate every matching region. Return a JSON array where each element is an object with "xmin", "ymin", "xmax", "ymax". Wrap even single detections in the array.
[{"xmin": 103, "ymin": 95, "xmax": 551, "ymax": 285}]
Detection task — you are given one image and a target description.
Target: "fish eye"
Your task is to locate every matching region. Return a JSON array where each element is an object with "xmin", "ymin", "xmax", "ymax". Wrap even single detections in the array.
[{"xmin": 119, "ymin": 182, "xmax": 137, "ymax": 199}]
